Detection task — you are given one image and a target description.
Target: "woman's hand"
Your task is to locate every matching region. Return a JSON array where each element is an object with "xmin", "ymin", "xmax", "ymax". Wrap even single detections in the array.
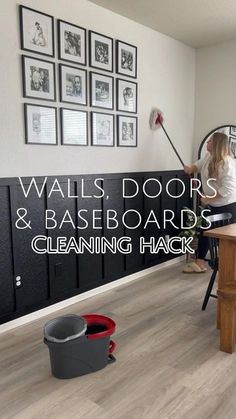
[
  {"xmin": 201, "ymin": 191, "xmax": 222, "ymax": 206},
  {"xmin": 200, "ymin": 196, "xmax": 209, "ymax": 206},
  {"xmin": 184, "ymin": 165, "xmax": 192, "ymax": 175}
]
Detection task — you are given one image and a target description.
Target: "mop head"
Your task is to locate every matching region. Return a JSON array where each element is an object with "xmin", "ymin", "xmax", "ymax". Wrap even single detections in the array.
[{"xmin": 149, "ymin": 108, "xmax": 164, "ymax": 131}]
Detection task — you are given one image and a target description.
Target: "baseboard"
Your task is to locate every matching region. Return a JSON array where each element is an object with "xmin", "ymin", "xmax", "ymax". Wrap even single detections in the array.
[{"xmin": 0, "ymin": 256, "xmax": 184, "ymax": 335}]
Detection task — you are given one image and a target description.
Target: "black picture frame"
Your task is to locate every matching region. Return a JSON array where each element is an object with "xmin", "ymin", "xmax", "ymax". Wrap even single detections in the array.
[
  {"xmin": 60, "ymin": 108, "xmax": 88, "ymax": 146},
  {"xmin": 58, "ymin": 19, "xmax": 86, "ymax": 66},
  {"xmin": 89, "ymin": 30, "xmax": 113, "ymax": 73},
  {"xmin": 91, "ymin": 112, "xmax": 115, "ymax": 147},
  {"xmin": 59, "ymin": 64, "xmax": 87, "ymax": 106},
  {"xmin": 90, "ymin": 71, "xmax": 114, "ymax": 110},
  {"xmin": 19, "ymin": 5, "xmax": 55, "ymax": 57},
  {"xmin": 116, "ymin": 40, "xmax": 137, "ymax": 79},
  {"xmin": 117, "ymin": 78, "xmax": 137, "ymax": 114},
  {"xmin": 22, "ymin": 55, "xmax": 56, "ymax": 102},
  {"xmin": 117, "ymin": 115, "xmax": 138, "ymax": 147},
  {"xmin": 24, "ymin": 103, "xmax": 58, "ymax": 145}
]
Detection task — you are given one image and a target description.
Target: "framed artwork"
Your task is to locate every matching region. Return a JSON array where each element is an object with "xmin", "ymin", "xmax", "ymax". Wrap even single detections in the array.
[
  {"xmin": 117, "ymin": 78, "xmax": 137, "ymax": 113},
  {"xmin": 90, "ymin": 72, "xmax": 114, "ymax": 110},
  {"xmin": 24, "ymin": 103, "xmax": 57, "ymax": 145},
  {"xmin": 19, "ymin": 5, "xmax": 54, "ymax": 57},
  {"xmin": 117, "ymin": 115, "xmax": 137, "ymax": 147},
  {"xmin": 229, "ymin": 136, "xmax": 236, "ymax": 158},
  {"xmin": 116, "ymin": 40, "xmax": 137, "ymax": 78},
  {"xmin": 59, "ymin": 64, "xmax": 87, "ymax": 105},
  {"xmin": 61, "ymin": 108, "xmax": 88, "ymax": 145},
  {"xmin": 230, "ymin": 126, "xmax": 236, "ymax": 137},
  {"xmin": 58, "ymin": 20, "xmax": 86, "ymax": 66},
  {"xmin": 22, "ymin": 55, "xmax": 56, "ymax": 101},
  {"xmin": 89, "ymin": 31, "xmax": 113, "ymax": 72},
  {"xmin": 91, "ymin": 112, "xmax": 114, "ymax": 146}
]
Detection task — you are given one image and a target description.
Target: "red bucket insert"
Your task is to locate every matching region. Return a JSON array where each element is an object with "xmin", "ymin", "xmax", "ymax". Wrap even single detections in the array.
[{"xmin": 82, "ymin": 314, "xmax": 116, "ymax": 340}]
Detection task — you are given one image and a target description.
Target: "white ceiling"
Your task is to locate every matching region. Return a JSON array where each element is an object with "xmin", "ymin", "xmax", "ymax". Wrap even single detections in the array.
[{"xmin": 88, "ymin": 0, "xmax": 236, "ymax": 48}]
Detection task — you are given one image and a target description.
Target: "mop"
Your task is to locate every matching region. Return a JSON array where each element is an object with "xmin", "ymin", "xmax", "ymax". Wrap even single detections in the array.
[
  {"xmin": 149, "ymin": 108, "xmax": 200, "ymax": 190},
  {"xmin": 149, "ymin": 108, "xmax": 185, "ymax": 167},
  {"xmin": 149, "ymin": 109, "xmax": 209, "ymax": 273}
]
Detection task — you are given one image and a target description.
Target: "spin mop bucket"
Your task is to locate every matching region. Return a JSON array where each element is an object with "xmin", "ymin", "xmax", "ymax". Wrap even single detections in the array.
[{"xmin": 44, "ymin": 314, "xmax": 116, "ymax": 379}]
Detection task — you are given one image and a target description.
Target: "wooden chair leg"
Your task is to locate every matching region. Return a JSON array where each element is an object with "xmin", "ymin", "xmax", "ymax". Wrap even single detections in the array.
[{"xmin": 219, "ymin": 298, "xmax": 236, "ymax": 353}]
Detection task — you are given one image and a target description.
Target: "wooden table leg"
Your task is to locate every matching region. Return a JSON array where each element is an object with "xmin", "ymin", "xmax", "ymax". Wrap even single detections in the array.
[
  {"xmin": 217, "ymin": 240, "xmax": 236, "ymax": 352},
  {"xmin": 217, "ymin": 299, "xmax": 221, "ymax": 330},
  {"xmin": 219, "ymin": 297, "xmax": 236, "ymax": 354}
]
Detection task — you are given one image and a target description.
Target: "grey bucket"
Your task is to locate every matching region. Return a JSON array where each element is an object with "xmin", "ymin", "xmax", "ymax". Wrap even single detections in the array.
[
  {"xmin": 44, "ymin": 314, "xmax": 116, "ymax": 379},
  {"xmin": 44, "ymin": 315, "xmax": 87, "ymax": 343}
]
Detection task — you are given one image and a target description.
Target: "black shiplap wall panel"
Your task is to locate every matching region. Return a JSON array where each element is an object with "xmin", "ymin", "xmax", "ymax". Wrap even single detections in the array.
[
  {"xmin": 0, "ymin": 171, "xmax": 191, "ymax": 324},
  {"xmin": 161, "ymin": 174, "xmax": 179, "ymax": 236},
  {"xmin": 0, "ymin": 187, "xmax": 15, "ymax": 316},
  {"xmin": 77, "ymin": 180, "xmax": 103, "ymax": 292},
  {"xmin": 47, "ymin": 182, "xmax": 78, "ymax": 298},
  {"xmin": 103, "ymin": 178, "xmax": 125, "ymax": 282},
  {"xmin": 159, "ymin": 174, "xmax": 180, "ymax": 261},
  {"xmin": 11, "ymin": 184, "xmax": 49, "ymax": 311},
  {"xmin": 124, "ymin": 177, "xmax": 144, "ymax": 271},
  {"xmin": 176, "ymin": 174, "xmax": 192, "ymax": 224},
  {"xmin": 143, "ymin": 176, "xmax": 162, "ymax": 264}
]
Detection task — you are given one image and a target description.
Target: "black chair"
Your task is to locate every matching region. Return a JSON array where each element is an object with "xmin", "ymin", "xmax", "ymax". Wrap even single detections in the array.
[{"xmin": 201, "ymin": 212, "xmax": 232, "ymax": 310}]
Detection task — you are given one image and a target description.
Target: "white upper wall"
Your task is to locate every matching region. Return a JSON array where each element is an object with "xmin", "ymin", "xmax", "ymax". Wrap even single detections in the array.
[
  {"xmin": 194, "ymin": 40, "xmax": 236, "ymax": 159},
  {"xmin": 0, "ymin": 0, "xmax": 195, "ymax": 177}
]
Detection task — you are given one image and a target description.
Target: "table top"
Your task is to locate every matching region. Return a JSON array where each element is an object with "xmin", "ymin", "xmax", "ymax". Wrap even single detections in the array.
[{"xmin": 204, "ymin": 223, "xmax": 236, "ymax": 241}]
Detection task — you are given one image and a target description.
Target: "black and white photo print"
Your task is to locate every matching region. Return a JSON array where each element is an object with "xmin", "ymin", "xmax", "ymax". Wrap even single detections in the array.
[
  {"xmin": 117, "ymin": 78, "xmax": 137, "ymax": 113},
  {"xmin": 117, "ymin": 115, "xmax": 137, "ymax": 147},
  {"xmin": 22, "ymin": 55, "xmax": 56, "ymax": 101},
  {"xmin": 91, "ymin": 112, "xmax": 114, "ymax": 146},
  {"xmin": 19, "ymin": 6, "xmax": 54, "ymax": 57},
  {"xmin": 61, "ymin": 109, "xmax": 88, "ymax": 145},
  {"xmin": 116, "ymin": 40, "xmax": 137, "ymax": 78},
  {"xmin": 90, "ymin": 72, "xmax": 114, "ymax": 110},
  {"xmin": 89, "ymin": 31, "xmax": 113, "ymax": 72},
  {"xmin": 24, "ymin": 103, "xmax": 57, "ymax": 144},
  {"xmin": 59, "ymin": 64, "xmax": 87, "ymax": 105},
  {"xmin": 58, "ymin": 20, "xmax": 86, "ymax": 65}
]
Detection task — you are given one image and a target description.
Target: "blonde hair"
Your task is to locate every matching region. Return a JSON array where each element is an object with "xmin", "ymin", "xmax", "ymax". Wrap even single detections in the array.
[{"xmin": 208, "ymin": 132, "xmax": 231, "ymax": 178}]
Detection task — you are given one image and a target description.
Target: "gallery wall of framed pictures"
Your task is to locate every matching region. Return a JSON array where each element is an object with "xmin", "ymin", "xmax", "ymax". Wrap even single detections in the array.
[{"xmin": 19, "ymin": 4, "xmax": 138, "ymax": 147}]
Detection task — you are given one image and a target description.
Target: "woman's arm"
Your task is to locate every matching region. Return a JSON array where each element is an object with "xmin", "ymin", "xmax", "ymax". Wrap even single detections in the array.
[
  {"xmin": 184, "ymin": 153, "xmax": 209, "ymax": 175},
  {"xmin": 217, "ymin": 161, "xmax": 235, "ymax": 198},
  {"xmin": 184, "ymin": 164, "xmax": 198, "ymax": 175},
  {"xmin": 201, "ymin": 192, "xmax": 222, "ymax": 206}
]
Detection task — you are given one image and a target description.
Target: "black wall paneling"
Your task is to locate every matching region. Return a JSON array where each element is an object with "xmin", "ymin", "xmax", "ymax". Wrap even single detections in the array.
[
  {"xmin": 0, "ymin": 186, "xmax": 15, "ymax": 317},
  {"xmin": 77, "ymin": 179, "xmax": 103, "ymax": 292},
  {"xmin": 11, "ymin": 183, "xmax": 49, "ymax": 312},
  {"xmin": 176, "ymin": 173, "xmax": 191, "ymax": 218},
  {"xmin": 124, "ymin": 176, "xmax": 144, "ymax": 272},
  {"xmin": 161, "ymin": 174, "xmax": 181, "ymax": 261},
  {"xmin": 143, "ymin": 175, "xmax": 162, "ymax": 265},
  {"xmin": 0, "ymin": 171, "xmax": 191, "ymax": 324},
  {"xmin": 47, "ymin": 181, "xmax": 78, "ymax": 298},
  {"xmin": 103, "ymin": 178, "xmax": 126, "ymax": 282}
]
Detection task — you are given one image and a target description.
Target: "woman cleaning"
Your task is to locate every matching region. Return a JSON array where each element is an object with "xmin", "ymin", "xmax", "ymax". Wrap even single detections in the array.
[{"xmin": 183, "ymin": 132, "xmax": 236, "ymax": 273}]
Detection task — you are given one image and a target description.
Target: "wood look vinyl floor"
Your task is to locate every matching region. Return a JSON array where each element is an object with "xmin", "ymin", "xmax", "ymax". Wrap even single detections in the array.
[{"xmin": 1, "ymin": 262, "xmax": 236, "ymax": 419}]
